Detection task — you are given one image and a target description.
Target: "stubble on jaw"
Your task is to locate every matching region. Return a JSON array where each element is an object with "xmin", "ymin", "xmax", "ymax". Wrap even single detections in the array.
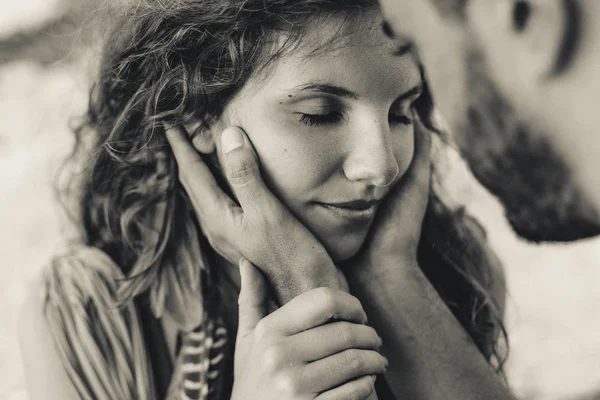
[{"xmin": 454, "ymin": 43, "xmax": 600, "ymax": 242}]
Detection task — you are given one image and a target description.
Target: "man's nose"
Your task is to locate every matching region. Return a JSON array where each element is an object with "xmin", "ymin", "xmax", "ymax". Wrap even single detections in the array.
[{"xmin": 342, "ymin": 121, "xmax": 400, "ymax": 187}]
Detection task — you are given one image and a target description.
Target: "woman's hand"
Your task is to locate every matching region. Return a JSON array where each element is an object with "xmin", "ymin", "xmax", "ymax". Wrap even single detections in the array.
[
  {"xmin": 166, "ymin": 126, "xmax": 341, "ymax": 304},
  {"xmin": 232, "ymin": 259, "xmax": 385, "ymax": 400}
]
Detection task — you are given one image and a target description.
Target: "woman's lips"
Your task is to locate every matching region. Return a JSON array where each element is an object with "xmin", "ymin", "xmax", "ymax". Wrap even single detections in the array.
[
  {"xmin": 326, "ymin": 199, "xmax": 379, "ymax": 210},
  {"xmin": 316, "ymin": 199, "xmax": 380, "ymax": 222}
]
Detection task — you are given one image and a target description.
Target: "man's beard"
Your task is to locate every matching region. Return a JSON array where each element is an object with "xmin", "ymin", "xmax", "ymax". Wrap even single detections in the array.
[{"xmin": 454, "ymin": 44, "xmax": 600, "ymax": 242}]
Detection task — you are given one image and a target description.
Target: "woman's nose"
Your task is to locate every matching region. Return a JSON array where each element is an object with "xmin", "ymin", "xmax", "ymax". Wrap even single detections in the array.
[{"xmin": 342, "ymin": 122, "xmax": 400, "ymax": 187}]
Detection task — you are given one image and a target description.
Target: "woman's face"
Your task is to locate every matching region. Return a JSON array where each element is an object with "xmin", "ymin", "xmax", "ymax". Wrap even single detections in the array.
[{"xmin": 215, "ymin": 16, "xmax": 422, "ymax": 262}]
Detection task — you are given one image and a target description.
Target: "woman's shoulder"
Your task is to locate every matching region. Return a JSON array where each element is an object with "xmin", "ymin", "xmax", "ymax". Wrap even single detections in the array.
[
  {"xmin": 21, "ymin": 245, "xmax": 124, "ymax": 334},
  {"xmin": 42, "ymin": 245, "xmax": 124, "ymax": 296},
  {"xmin": 19, "ymin": 275, "xmax": 80, "ymax": 399},
  {"xmin": 33, "ymin": 245, "xmax": 127, "ymax": 327},
  {"xmin": 18, "ymin": 245, "xmax": 122, "ymax": 399},
  {"xmin": 20, "ymin": 245, "xmax": 158, "ymax": 400},
  {"xmin": 38, "ymin": 244, "xmax": 130, "ymax": 331}
]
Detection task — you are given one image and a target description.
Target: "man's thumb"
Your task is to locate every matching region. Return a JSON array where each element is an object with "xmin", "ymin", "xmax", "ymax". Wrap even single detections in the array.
[
  {"xmin": 221, "ymin": 127, "xmax": 259, "ymax": 188},
  {"xmin": 237, "ymin": 258, "xmax": 268, "ymax": 338},
  {"xmin": 220, "ymin": 126, "xmax": 276, "ymax": 213}
]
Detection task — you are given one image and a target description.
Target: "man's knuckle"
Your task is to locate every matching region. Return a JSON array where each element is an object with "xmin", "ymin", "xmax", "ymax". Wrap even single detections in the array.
[
  {"xmin": 254, "ymin": 320, "xmax": 271, "ymax": 340},
  {"xmin": 262, "ymin": 344, "xmax": 285, "ymax": 370},
  {"xmin": 274, "ymin": 372, "xmax": 300, "ymax": 396},
  {"xmin": 227, "ymin": 158, "xmax": 257, "ymax": 184}
]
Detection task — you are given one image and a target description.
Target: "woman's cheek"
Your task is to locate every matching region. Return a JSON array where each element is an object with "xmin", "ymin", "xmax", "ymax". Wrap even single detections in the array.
[{"xmin": 256, "ymin": 141, "xmax": 328, "ymax": 200}]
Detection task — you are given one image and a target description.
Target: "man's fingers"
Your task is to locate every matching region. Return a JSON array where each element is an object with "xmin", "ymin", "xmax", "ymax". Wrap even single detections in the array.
[
  {"xmin": 237, "ymin": 258, "xmax": 268, "ymax": 339},
  {"xmin": 410, "ymin": 111, "xmax": 433, "ymax": 185},
  {"xmin": 259, "ymin": 287, "xmax": 367, "ymax": 336},
  {"xmin": 165, "ymin": 124, "xmax": 238, "ymax": 221},
  {"xmin": 220, "ymin": 127, "xmax": 282, "ymax": 215},
  {"xmin": 385, "ymin": 111, "xmax": 432, "ymax": 211},
  {"xmin": 165, "ymin": 124, "xmax": 203, "ymax": 170},
  {"xmin": 400, "ymin": 113, "xmax": 432, "ymax": 209}
]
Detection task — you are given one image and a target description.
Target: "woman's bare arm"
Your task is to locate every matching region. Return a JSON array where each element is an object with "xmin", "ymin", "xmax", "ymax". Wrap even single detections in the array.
[{"xmin": 19, "ymin": 285, "xmax": 79, "ymax": 400}]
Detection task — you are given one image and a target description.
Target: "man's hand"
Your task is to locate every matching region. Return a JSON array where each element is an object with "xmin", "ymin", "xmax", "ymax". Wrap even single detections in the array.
[
  {"xmin": 165, "ymin": 116, "xmax": 512, "ymax": 399},
  {"xmin": 344, "ymin": 113, "xmax": 513, "ymax": 399},
  {"xmin": 166, "ymin": 125, "xmax": 341, "ymax": 304}
]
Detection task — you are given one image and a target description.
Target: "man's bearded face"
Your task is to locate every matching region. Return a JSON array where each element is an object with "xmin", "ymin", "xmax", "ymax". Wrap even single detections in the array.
[
  {"xmin": 377, "ymin": 0, "xmax": 600, "ymax": 241},
  {"xmin": 456, "ymin": 44, "xmax": 600, "ymax": 242}
]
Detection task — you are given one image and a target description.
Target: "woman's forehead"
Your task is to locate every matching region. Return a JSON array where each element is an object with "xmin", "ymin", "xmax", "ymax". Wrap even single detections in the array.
[{"xmin": 242, "ymin": 16, "xmax": 420, "ymax": 100}]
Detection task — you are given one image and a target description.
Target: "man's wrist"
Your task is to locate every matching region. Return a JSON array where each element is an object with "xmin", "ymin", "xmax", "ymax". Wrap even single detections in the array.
[
  {"xmin": 266, "ymin": 258, "xmax": 340, "ymax": 304},
  {"xmin": 346, "ymin": 248, "xmax": 418, "ymax": 283}
]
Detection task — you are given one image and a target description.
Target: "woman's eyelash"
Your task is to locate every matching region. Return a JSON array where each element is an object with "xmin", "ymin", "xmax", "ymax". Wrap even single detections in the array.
[
  {"xmin": 390, "ymin": 113, "xmax": 413, "ymax": 125},
  {"xmin": 298, "ymin": 110, "xmax": 413, "ymax": 127},
  {"xmin": 299, "ymin": 112, "xmax": 343, "ymax": 126}
]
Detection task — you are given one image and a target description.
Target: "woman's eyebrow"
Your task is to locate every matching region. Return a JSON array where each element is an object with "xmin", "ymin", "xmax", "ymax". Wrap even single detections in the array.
[
  {"xmin": 292, "ymin": 83, "xmax": 359, "ymax": 100},
  {"xmin": 284, "ymin": 82, "xmax": 423, "ymax": 102}
]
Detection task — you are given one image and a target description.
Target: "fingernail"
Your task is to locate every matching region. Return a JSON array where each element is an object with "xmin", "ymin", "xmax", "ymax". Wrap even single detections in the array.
[
  {"xmin": 377, "ymin": 336, "xmax": 383, "ymax": 348},
  {"xmin": 370, "ymin": 375, "xmax": 377, "ymax": 384},
  {"xmin": 222, "ymin": 127, "xmax": 244, "ymax": 154},
  {"xmin": 382, "ymin": 356, "xmax": 389, "ymax": 368}
]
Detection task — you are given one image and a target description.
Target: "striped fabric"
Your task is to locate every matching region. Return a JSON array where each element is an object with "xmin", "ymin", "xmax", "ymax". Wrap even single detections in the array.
[
  {"xmin": 166, "ymin": 315, "xmax": 228, "ymax": 400},
  {"xmin": 42, "ymin": 246, "xmax": 228, "ymax": 400}
]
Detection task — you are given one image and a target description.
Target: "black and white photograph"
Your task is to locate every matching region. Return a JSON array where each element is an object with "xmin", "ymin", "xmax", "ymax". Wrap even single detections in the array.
[{"xmin": 2, "ymin": 1, "xmax": 600, "ymax": 399}]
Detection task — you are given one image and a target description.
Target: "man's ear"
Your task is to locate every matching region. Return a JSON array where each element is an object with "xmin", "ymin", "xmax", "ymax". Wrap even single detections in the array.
[
  {"xmin": 468, "ymin": 0, "xmax": 568, "ymax": 81},
  {"xmin": 184, "ymin": 121, "xmax": 217, "ymax": 154}
]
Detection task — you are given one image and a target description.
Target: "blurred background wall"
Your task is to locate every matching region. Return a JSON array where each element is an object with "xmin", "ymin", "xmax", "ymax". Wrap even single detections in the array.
[{"xmin": 1, "ymin": 1, "xmax": 600, "ymax": 399}]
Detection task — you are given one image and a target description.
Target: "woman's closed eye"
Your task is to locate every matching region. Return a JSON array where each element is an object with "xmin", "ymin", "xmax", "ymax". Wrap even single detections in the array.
[
  {"xmin": 389, "ymin": 111, "xmax": 413, "ymax": 126},
  {"xmin": 298, "ymin": 111, "xmax": 343, "ymax": 126},
  {"xmin": 294, "ymin": 93, "xmax": 419, "ymax": 128},
  {"xmin": 297, "ymin": 109, "xmax": 413, "ymax": 127}
]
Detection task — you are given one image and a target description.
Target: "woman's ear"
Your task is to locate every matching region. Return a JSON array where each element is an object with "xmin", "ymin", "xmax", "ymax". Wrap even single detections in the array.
[{"xmin": 184, "ymin": 121, "xmax": 217, "ymax": 154}]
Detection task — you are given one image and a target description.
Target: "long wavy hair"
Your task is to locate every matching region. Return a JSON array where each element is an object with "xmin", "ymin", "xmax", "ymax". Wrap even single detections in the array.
[{"xmin": 63, "ymin": 0, "xmax": 507, "ymax": 372}]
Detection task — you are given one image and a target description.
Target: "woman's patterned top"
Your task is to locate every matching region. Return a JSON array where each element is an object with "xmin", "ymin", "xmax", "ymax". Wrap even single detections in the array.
[
  {"xmin": 42, "ymin": 246, "xmax": 228, "ymax": 400},
  {"xmin": 166, "ymin": 317, "xmax": 228, "ymax": 400}
]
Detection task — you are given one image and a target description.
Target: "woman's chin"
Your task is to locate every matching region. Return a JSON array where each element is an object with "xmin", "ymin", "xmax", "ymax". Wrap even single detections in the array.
[
  {"xmin": 322, "ymin": 233, "xmax": 369, "ymax": 264},
  {"xmin": 302, "ymin": 206, "xmax": 375, "ymax": 263}
]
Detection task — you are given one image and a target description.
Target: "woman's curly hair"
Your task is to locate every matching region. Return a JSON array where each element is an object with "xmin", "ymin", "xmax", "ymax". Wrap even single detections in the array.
[{"xmin": 63, "ymin": 0, "xmax": 507, "ymax": 372}]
